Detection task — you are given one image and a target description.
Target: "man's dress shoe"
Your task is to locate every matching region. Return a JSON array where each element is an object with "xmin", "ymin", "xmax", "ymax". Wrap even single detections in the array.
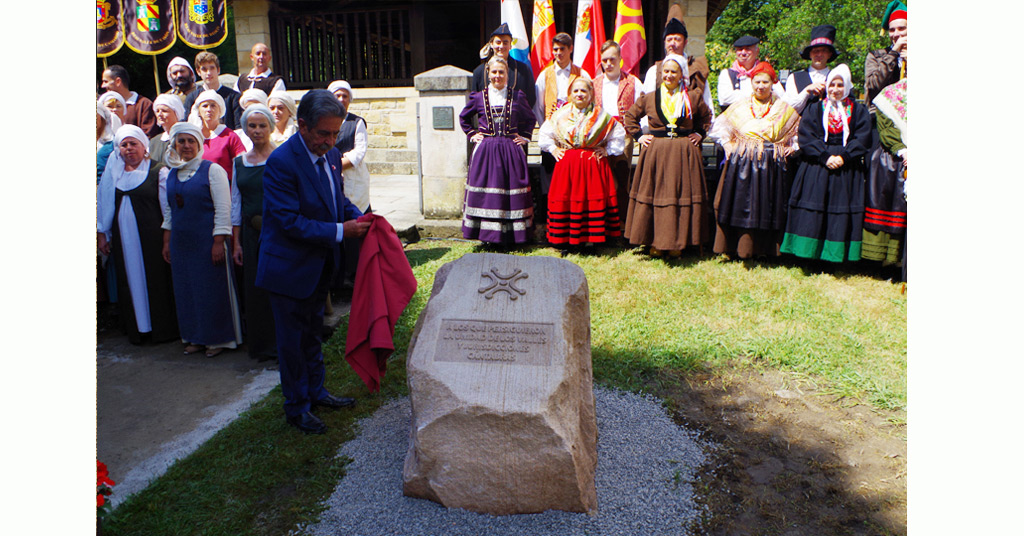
[
  {"xmin": 286, "ymin": 412, "xmax": 326, "ymax": 434},
  {"xmin": 312, "ymin": 393, "xmax": 356, "ymax": 409}
]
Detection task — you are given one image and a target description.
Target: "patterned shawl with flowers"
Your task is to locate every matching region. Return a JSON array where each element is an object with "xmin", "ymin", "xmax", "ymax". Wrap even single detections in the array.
[
  {"xmin": 709, "ymin": 94, "xmax": 800, "ymax": 160},
  {"xmin": 873, "ymin": 78, "xmax": 907, "ymax": 144},
  {"xmin": 548, "ymin": 102, "xmax": 617, "ymax": 149}
]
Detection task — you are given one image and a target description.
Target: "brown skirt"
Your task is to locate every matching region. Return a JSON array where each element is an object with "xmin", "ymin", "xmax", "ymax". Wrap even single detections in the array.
[{"xmin": 624, "ymin": 137, "xmax": 711, "ymax": 251}]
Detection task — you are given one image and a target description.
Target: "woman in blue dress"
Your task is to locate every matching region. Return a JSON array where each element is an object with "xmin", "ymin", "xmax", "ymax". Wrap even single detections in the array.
[{"xmin": 160, "ymin": 122, "xmax": 243, "ymax": 357}]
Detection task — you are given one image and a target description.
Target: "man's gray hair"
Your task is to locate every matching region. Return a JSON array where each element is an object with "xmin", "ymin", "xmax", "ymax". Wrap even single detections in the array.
[{"xmin": 297, "ymin": 89, "xmax": 347, "ymax": 126}]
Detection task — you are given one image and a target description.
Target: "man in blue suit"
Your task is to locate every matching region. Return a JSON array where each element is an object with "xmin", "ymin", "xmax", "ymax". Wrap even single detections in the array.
[{"xmin": 256, "ymin": 89, "xmax": 370, "ymax": 434}]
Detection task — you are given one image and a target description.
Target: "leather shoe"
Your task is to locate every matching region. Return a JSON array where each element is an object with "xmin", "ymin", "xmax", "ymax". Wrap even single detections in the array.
[
  {"xmin": 286, "ymin": 412, "xmax": 326, "ymax": 434},
  {"xmin": 312, "ymin": 393, "xmax": 356, "ymax": 409}
]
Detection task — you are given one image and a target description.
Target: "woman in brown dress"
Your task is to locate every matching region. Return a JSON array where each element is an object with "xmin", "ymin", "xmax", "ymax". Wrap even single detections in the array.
[{"xmin": 623, "ymin": 54, "xmax": 714, "ymax": 256}]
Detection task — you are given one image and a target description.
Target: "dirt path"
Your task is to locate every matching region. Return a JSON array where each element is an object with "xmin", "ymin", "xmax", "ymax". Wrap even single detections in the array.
[{"xmin": 654, "ymin": 368, "xmax": 907, "ymax": 536}]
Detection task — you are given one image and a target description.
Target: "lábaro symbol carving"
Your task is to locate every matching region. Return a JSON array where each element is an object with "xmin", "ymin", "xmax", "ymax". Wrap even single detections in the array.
[{"xmin": 478, "ymin": 268, "xmax": 528, "ymax": 300}]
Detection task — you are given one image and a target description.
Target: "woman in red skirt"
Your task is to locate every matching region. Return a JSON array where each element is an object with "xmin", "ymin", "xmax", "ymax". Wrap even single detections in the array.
[{"xmin": 537, "ymin": 77, "xmax": 625, "ymax": 247}]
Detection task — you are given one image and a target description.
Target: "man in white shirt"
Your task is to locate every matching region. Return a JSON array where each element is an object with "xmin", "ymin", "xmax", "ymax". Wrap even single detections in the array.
[
  {"xmin": 717, "ymin": 35, "xmax": 784, "ymax": 111},
  {"xmin": 784, "ymin": 25, "xmax": 838, "ymax": 114},
  {"xmin": 641, "ymin": 17, "xmax": 713, "ymax": 118},
  {"xmin": 593, "ymin": 41, "xmax": 643, "ymax": 225},
  {"xmin": 234, "ymin": 43, "xmax": 287, "ymax": 95},
  {"xmin": 534, "ymin": 32, "xmax": 589, "ymax": 124}
]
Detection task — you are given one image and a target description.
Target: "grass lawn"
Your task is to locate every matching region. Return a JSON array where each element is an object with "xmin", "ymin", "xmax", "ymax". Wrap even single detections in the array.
[{"xmin": 101, "ymin": 240, "xmax": 906, "ymax": 536}]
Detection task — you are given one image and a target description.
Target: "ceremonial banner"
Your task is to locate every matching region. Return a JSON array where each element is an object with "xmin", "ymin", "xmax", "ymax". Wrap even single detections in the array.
[
  {"xmin": 97, "ymin": 0, "xmax": 124, "ymax": 57},
  {"xmin": 530, "ymin": 0, "xmax": 556, "ymax": 78},
  {"xmin": 501, "ymin": 0, "xmax": 532, "ymax": 74},
  {"xmin": 613, "ymin": 0, "xmax": 646, "ymax": 77},
  {"xmin": 123, "ymin": 0, "xmax": 176, "ymax": 54},
  {"xmin": 572, "ymin": 0, "xmax": 607, "ymax": 78},
  {"xmin": 178, "ymin": 0, "xmax": 227, "ymax": 49}
]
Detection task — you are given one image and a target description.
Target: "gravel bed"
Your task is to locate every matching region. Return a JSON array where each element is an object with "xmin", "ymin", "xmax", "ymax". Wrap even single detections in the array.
[{"xmin": 305, "ymin": 386, "xmax": 710, "ymax": 536}]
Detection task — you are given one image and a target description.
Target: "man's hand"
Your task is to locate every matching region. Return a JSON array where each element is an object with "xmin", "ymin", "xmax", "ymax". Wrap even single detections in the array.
[
  {"xmin": 806, "ymin": 82, "xmax": 826, "ymax": 96},
  {"xmin": 232, "ymin": 243, "xmax": 243, "ymax": 266},
  {"xmin": 343, "ymin": 219, "xmax": 371, "ymax": 239},
  {"xmin": 893, "ymin": 35, "xmax": 907, "ymax": 55}
]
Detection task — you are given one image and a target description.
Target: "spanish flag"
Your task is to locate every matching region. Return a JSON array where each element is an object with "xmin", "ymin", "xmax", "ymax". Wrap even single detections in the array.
[
  {"xmin": 613, "ymin": 0, "xmax": 646, "ymax": 77},
  {"xmin": 530, "ymin": 0, "xmax": 556, "ymax": 78}
]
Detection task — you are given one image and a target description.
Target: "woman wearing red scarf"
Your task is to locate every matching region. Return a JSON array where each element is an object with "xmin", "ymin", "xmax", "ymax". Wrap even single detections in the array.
[
  {"xmin": 780, "ymin": 64, "xmax": 870, "ymax": 263},
  {"xmin": 708, "ymin": 61, "xmax": 800, "ymax": 259}
]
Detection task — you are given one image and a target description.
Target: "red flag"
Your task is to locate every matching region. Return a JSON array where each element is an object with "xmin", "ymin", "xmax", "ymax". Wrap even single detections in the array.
[
  {"xmin": 613, "ymin": 0, "xmax": 647, "ymax": 77},
  {"xmin": 530, "ymin": 0, "xmax": 556, "ymax": 78},
  {"xmin": 572, "ymin": 0, "xmax": 607, "ymax": 78}
]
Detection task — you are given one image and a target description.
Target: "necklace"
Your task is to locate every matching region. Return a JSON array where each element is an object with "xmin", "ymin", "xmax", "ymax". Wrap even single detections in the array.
[{"xmin": 750, "ymin": 95, "xmax": 772, "ymax": 119}]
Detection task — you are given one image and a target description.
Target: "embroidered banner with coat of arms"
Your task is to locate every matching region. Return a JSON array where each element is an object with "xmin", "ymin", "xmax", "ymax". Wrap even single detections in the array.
[
  {"xmin": 123, "ymin": 0, "xmax": 176, "ymax": 54},
  {"xmin": 97, "ymin": 0, "xmax": 124, "ymax": 57},
  {"xmin": 178, "ymin": 0, "xmax": 227, "ymax": 49}
]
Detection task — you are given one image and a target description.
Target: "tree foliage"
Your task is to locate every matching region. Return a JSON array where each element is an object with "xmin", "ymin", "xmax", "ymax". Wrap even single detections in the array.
[{"xmin": 706, "ymin": 0, "xmax": 892, "ymax": 102}]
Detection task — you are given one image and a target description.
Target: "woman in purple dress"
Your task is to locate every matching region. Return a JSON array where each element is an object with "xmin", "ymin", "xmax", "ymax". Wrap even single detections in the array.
[{"xmin": 459, "ymin": 57, "xmax": 537, "ymax": 245}]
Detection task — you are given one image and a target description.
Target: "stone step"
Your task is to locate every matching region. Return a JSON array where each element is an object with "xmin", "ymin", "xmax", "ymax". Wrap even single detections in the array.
[
  {"xmin": 368, "ymin": 162, "xmax": 418, "ymax": 175},
  {"xmin": 364, "ymin": 148, "xmax": 419, "ymax": 164}
]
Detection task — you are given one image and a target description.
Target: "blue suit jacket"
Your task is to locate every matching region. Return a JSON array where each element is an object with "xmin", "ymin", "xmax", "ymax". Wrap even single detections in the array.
[{"xmin": 256, "ymin": 133, "xmax": 362, "ymax": 299}]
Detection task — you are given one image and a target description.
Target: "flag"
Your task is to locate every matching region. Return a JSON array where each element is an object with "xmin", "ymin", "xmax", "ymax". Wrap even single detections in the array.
[
  {"xmin": 97, "ymin": 0, "xmax": 124, "ymax": 57},
  {"xmin": 613, "ymin": 0, "xmax": 646, "ymax": 77},
  {"xmin": 178, "ymin": 0, "xmax": 228, "ymax": 49},
  {"xmin": 123, "ymin": 0, "xmax": 175, "ymax": 54},
  {"xmin": 572, "ymin": 0, "xmax": 607, "ymax": 78},
  {"xmin": 501, "ymin": 0, "xmax": 532, "ymax": 73},
  {"xmin": 530, "ymin": 0, "xmax": 556, "ymax": 78}
]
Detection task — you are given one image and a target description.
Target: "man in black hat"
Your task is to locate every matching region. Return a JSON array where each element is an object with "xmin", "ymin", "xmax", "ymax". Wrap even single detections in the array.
[
  {"xmin": 717, "ymin": 35, "xmax": 783, "ymax": 110},
  {"xmin": 641, "ymin": 16, "xmax": 713, "ymax": 115},
  {"xmin": 784, "ymin": 25, "xmax": 838, "ymax": 113},
  {"xmin": 472, "ymin": 23, "xmax": 537, "ymax": 109}
]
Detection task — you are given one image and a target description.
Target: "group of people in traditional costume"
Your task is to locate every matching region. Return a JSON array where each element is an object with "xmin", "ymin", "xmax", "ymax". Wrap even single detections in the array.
[
  {"xmin": 459, "ymin": 2, "xmax": 908, "ymax": 281},
  {"xmin": 97, "ymin": 45, "xmax": 374, "ymax": 353}
]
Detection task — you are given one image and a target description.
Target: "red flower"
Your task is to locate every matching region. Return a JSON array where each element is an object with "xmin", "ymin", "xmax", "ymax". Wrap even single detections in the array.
[
  {"xmin": 97, "ymin": 461, "xmax": 116, "ymax": 488},
  {"xmin": 97, "ymin": 493, "xmax": 105, "ymax": 507}
]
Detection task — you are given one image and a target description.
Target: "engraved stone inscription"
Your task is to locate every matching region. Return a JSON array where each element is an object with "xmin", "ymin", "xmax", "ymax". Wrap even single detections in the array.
[{"xmin": 434, "ymin": 319, "xmax": 554, "ymax": 366}]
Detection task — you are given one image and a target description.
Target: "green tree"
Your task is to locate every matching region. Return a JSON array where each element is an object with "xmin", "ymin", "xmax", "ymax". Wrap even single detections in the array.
[{"xmin": 706, "ymin": 0, "xmax": 892, "ymax": 106}]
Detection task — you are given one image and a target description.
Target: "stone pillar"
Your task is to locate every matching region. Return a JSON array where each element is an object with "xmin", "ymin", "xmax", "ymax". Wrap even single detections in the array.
[
  {"xmin": 414, "ymin": 66, "xmax": 473, "ymax": 219},
  {"xmin": 232, "ymin": 0, "xmax": 273, "ymax": 75}
]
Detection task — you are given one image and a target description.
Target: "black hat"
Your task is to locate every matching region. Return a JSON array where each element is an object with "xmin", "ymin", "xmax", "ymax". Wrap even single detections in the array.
[
  {"xmin": 663, "ymin": 18, "xmax": 688, "ymax": 40},
  {"xmin": 732, "ymin": 35, "xmax": 759, "ymax": 48},
  {"xmin": 490, "ymin": 23, "xmax": 512, "ymax": 38},
  {"xmin": 800, "ymin": 25, "xmax": 839, "ymax": 62}
]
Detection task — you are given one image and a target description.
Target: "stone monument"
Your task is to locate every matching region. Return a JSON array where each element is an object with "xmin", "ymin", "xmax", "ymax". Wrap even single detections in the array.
[
  {"xmin": 403, "ymin": 253, "xmax": 597, "ymax": 515},
  {"xmin": 414, "ymin": 65, "xmax": 473, "ymax": 219}
]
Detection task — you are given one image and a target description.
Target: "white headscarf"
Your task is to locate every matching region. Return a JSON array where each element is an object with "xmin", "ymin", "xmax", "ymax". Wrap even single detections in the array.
[
  {"xmin": 822, "ymin": 64, "xmax": 853, "ymax": 147},
  {"xmin": 240, "ymin": 103, "xmax": 276, "ymax": 135},
  {"xmin": 114, "ymin": 124, "xmax": 149, "ymax": 149},
  {"xmin": 153, "ymin": 94, "xmax": 186, "ymax": 127},
  {"xmin": 327, "ymin": 80, "xmax": 353, "ymax": 100},
  {"xmin": 268, "ymin": 91, "xmax": 298, "ymax": 133},
  {"xmin": 239, "ymin": 88, "xmax": 269, "ymax": 108},
  {"xmin": 661, "ymin": 53, "xmax": 690, "ymax": 86},
  {"xmin": 99, "ymin": 91, "xmax": 127, "ymax": 116},
  {"xmin": 96, "ymin": 101, "xmax": 121, "ymax": 149},
  {"xmin": 165, "ymin": 122, "xmax": 205, "ymax": 168},
  {"xmin": 166, "ymin": 57, "xmax": 195, "ymax": 88},
  {"xmin": 189, "ymin": 89, "xmax": 226, "ymax": 127}
]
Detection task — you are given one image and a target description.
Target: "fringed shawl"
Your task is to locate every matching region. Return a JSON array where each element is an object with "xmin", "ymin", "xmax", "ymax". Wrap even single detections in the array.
[
  {"xmin": 548, "ymin": 102, "xmax": 617, "ymax": 149},
  {"xmin": 709, "ymin": 94, "xmax": 800, "ymax": 160},
  {"xmin": 873, "ymin": 78, "xmax": 907, "ymax": 144}
]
